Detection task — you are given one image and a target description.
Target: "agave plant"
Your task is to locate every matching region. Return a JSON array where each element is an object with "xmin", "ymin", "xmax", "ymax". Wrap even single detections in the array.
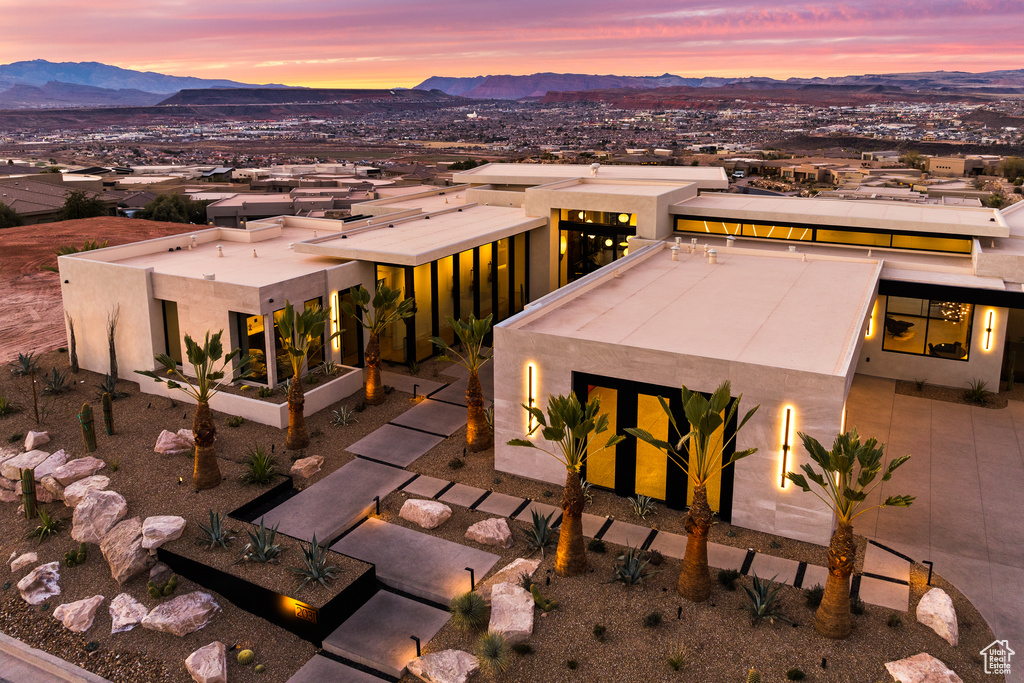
[
  {"xmin": 241, "ymin": 444, "xmax": 276, "ymax": 485},
  {"xmin": 95, "ymin": 373, "xmax": 126, "ymax": 400},
  {"xmin": 449, "ymin": 591, "xmax": 488, "ymax": 630},
  {"xmin": 27, "ymin": 507, "xmax": 63, "ymax": 543},
  {"xmin": 523, "ymin": 509, "xmax": 555, "ymax": 558},
  {"xmin": 292, "ymin": 534, "xmax": 340, "ymax": 589},
  {"xmin": 196, "ymin": 510, "xmax": 235, "ymax": 549},
  {"xmin": 742, "ymin": 574, "xmax": 793, "ymax": 626},
  {"xmin": 611, "ymin": 544, "xmax": 661, "ymax": 586},
  {"xmin": 42, "ymin": 367, "xmax": 71, "ymax": 395},
  {"xmin": 581, "ymin": 479, "xmax": 593, "ymax": 504},
  {"xmin": 8, "ymin": 352, "xmax": 38, "ymax": 377},
  {"xmin": 629, "ymin": 494, "xmax": 656, "ymax": 519},
  {"xmin": 331, "ymin": 406, "xmax": 357, "ymax": 426},
  {"xmin": 237, "ymin": 519, "xmax": 282, "ymax": 563}
]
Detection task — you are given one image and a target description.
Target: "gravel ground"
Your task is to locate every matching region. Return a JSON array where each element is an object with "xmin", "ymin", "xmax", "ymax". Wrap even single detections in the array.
[{"xmin": 896, "ymin": 380, "xmax": 1008, "ymax": 408}]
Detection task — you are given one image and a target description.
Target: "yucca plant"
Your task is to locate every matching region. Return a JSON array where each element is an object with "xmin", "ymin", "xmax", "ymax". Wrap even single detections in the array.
[
  {"xmin": 292, "ymin": 534, "xmax": 340, "ymax": 589},
  {"xmin": 95, "ymin": 373, "xmax": 126, "ymax": 400},
  {"xmin": 431, "ymin": 314, "xmax": 494, "ymax": 452},
  {"xmin": 611, "ymin": 544, "xmax": 660, "ymax": 586},
  {"xmin": 742, "ymin": 574, "xmax": 793, "ymax": 626},
  {"xmin": 331, "ymin": 406, "xmax": 357, "ymax": 426},
  {"xmin": 27, "ymin": 507, "xmax": 63, "ymax": 543},
  {"xmin": 449, "ymin": 590, "xmax": 488, "ymax": 630},
  {"xmin": 474, "ymin": 631, "xmax": 510, "ymax": 675},
  {"xmin": 241, "ymin": 444, "xmax": 276, "ymax": 485},
  {"xmin": 964, "ymin": 378, "xmax": 991, "ymax": 406},
  {"xmin": 237, "ymin": 519, "xmax": 281, "ymax": 563},
  {"xmin": 196, "ymin": 510, "xmax": 235, "ymax": 549},
  {"xmin": 42, "ymin": 367, "xmax": 71, "ymax": 395},
  {"xmin": 523, "ymin": 509, "xmax": 555, "ymax": 558},
  {"xmin": 667, "ymin": 649, "xmax": 686, "ymax": 671},
  {"xmin": 629, "ymin": 494, "xmax": 656, "ymax": 519}
]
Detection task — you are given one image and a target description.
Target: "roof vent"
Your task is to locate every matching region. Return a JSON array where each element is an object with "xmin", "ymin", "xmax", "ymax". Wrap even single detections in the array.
[
  {"xmin": 388, "ymin": 224, "xmax": 394, "ymax": 228},
  {"xmin": 425, "ymin": 215, "xmax": 430, "ymax": 219},
  {"xmin": 217, "ymin": 245, "xmax": 223, "ymax": 257},
  {"xmin": 203, "ymin": 273, "xmax": 216, "ymax": 280},
  {"xmin": 708, "ymin": 249, "xmax": 718, "ymax": 265},
  {"xmin": 341, "ymin": 234, "xmax": 348, "ymax": 239}
]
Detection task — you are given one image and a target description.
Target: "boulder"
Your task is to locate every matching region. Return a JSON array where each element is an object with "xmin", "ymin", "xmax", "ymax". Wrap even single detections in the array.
[
  {"xmin": 0, "ymin": 489, "xmax": 18, "ymax": 503},
  {"xmin": 141, "ymin": 592, "xmax": 221, "ymax": 636},
  {"xmin": 465, "ymin": 518, "xmax": 513, "ymax": 549},
  {"xmin": 479, "ymin": 558, "xmax": 541, "ymax": 604},
  {"xmin": 109, "ymin": 593, "xmax": 149, "ymax": 634},
  {"xmin": 24, "ymin": 431, "xmax": 49, "ymax": 451},
  {"xmin": 63, "ymin": 475, "xmax": 111, "ymax": 508},
  {"xmin": 72, "ymin": 489, "xmax": 127, "ymax": 544},
  {"xmin": 101, "ymin": 517, "xmax": 155, "ymax": 584},
  {"xmin": 141, "ymin": 515, "xmax": 186, "ymax": 550},
  {"xmin": 52, "ymin": 457, "xmax": 106, "ymax": 486},
  {"xmin": 15, "ymin": 480, "xmax": 57, "ymax": 503},
  {"xmin": 185, "ymin": 641, "xmax": 227, "ymax": 683},
  {"xmin": 400, "ymin": 499, "xmax": 452, "ymax": 529},
  {"xmin": 17, "ymin": 562, "xmax": 61, "ymax": 605},
  {"xmin": 1, "ymin": 450, "xmax": 50, "ymax": 480},
  {"xmin": 155, "ymin": 430, "xmax": 193, "ymax": 455},
  {"xmin": 289, "ymin": 455, "xmax": 324, "ymax": 479},
  {"xmin": 0, "ymin": 475, "xmax": 13, "ymax": 490},
  {"xmin": 884, "ymin": 653, "xmax": 963, "ymax": 683},
  {"xmin": 10, "ymin": 551, "xmax": 38, "ymax": 573},
  {"xmin": 53, "ymin": 595, "xmax": 104, "ymax": 633},
  {"xmin": 408, "ymin": 649, "xmax": 479, "ymax": 683},
  {"xmin": 488, "ymin": 582, "xmax": 533, "ymax": 645},
  {"xmin": 33, "ymin": 450, "xmax": 68, "ymax": 480},
  {"xmin": 40, "ymin": 476, "xmax": 65, "ymax": 498},
  {"xmin": 917, "ymin": 587, "xmax": 959, "ymax": 646}
]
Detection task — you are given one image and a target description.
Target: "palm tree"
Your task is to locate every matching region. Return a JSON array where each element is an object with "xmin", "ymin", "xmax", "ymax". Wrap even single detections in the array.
[
  {"xmin": 340, "ymin": 282, "xmax": 414, "ymax": 405},
  {"xmin": 509, "ymin": 393, "xmax": 624, "ymax": 576},
  {"xmin": 275, "ymin": 300, "xmax": 338, "ymax": 451},
  {"xmin": 625, "ymin": 381, "xmax": 759, "ymax": 602},
  {"xmin": 137, "ymin": 331, "xmax": 250, "ymax": 490},
  {"xmin": 786, "ymin": 430, "xmax": 913, "ymax": 639},
  {"xmin": 431, "ymin": 314, "xmax": 493, "ymax": 452}
]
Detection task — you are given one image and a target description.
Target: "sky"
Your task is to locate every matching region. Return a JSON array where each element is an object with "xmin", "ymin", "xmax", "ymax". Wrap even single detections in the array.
[{"xmin": 1, "ymin": 0, "xmax": 1021, "ymax": 88}]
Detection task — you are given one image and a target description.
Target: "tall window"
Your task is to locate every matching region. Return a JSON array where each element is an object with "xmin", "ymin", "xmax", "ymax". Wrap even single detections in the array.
[{"xmin": 882, "ymin": 297, "xmax": 973, "ymax": 360}]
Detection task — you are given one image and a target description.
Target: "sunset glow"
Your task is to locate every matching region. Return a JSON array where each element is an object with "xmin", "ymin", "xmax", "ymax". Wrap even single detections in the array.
[{"xmin": 1, "ymin": 0, "xmax": 1020, "ymax": 87}]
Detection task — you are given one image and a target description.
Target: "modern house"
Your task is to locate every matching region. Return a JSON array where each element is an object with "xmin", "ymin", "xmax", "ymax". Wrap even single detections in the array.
[{"xmin": 58, "ymin": 163, "xmax": 1024, "ymax": 544}]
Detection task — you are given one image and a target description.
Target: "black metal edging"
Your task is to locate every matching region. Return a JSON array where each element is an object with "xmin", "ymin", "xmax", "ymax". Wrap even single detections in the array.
[
  {"xmin": 740, "ymin": 549, "xmax": 756, "ymax": 576},
  {"xmin": 433, "ymin": 481, "xmax": 456, "ymax": 500},
  {"xmin": 640, "ymin": 529, "xmax": 659, "ymax": 551},
  {"xmin": 468, "ymin": 491, "xmax": 491, "ymax": 511},
  {"xmin": 509, "ymin": 498, "xmax": 532, "ymax": 519},
  {"xmin": 228, "ymin": 476, "xmax": 296, "ymax": 523},
  {"xmin": 593, "ymin": 517, "xmax": 614, "ymax": 541},
  {"xmin": 867, "ymin": 539, "xmax": 916, "ymax": 564},
  {"xmin": 861, "ymin": 571, "xmax": 910, "ymax": 586},
  {"xmin": 793, "ymin": 562, "xmax": 808, "ymax": 589},
  {"xmin": 398, "ymin": 473, "xmax": 421, "ymax": 490}
]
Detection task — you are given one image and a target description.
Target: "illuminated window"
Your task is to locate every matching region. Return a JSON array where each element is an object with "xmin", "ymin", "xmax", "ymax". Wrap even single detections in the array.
[{"xmin": 881, "ymin": 297, "xmax": 973, "ymax": 361}]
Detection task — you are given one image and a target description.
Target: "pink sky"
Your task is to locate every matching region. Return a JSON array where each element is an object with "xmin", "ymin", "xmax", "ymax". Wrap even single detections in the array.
[{"xmin": 2, "ymin": 0, "xmax": 1021, "ymax": 87}]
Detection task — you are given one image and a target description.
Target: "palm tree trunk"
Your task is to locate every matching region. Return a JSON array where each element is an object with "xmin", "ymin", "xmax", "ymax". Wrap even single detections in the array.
[
  {"xmin": 192, "ymin": 400, "xmax": 221, "ymax": 490},
  {"xmin": 465, "ymin": 369, "xmax": 492, "ymax": 452},
  {"xmin": 815, "ymin": 520, "xmax": 855, "ymax": 639},
  {"xmin": 678, "ymin": 483, "xmax": 713, "ymax": 601},
  {"xmin": 285, "ymin": 371, "xmax": 308, "ymax": 450},
  {"xmin": 555, "ymin": 470, "xmax": 588, "ymax": 576},
  {"xmin": 365, "ymin": 332, "xmax": 384, "ymax": 405}
]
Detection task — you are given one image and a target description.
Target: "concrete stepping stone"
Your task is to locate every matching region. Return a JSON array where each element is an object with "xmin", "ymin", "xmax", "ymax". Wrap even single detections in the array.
[
  {"xmin": 514, "ymin": 501, "xmax": 560, "ymax": 524},
  {"xmin": 430, "ymin": 376, "xmax": 494, "ymax": 407},
  {"xmin": 287, "ymin": 655, "xmax": 384, "ymax": 683},
  {"xmin": 390, "ymin": 399, "xmax": 467, "ymax": 437},
  {"xmin": 438, "ymin": 483, "xmax": 487, "ymax": 508},
  {"xmin": 440, "ymin": 358, "xmax": 492, "ymax": 380},
  {"xmin": 380, "ymin": 371, "xmax": 445, "ymax": 397},
  {"xmin": 801, "ymin": 563, "xmax": 829, "ymax": 590},
  {"xmin": 402, "ymin": 475, "xmax": 450, "ymax": 499},
  {"xmin": 859, "ymin": 575, "xmax": 910, "ymax": 611},
  {"xmin": 581, "ymin": 513, "xmax": 607, "ymax": 538},
  {"xmin": 707, "ymin": 543, "xmax": 749, "ymax": 571},
  {"xmin": 322, "ymin": 591, "xmax": 450, "ymax": 679},
  {"xmin": 748, "ymin": 553, "xmax": 800, "ymax": 585},
  {"xmin": 863, "ymin": 541, "xmax": 911, "ymax": 583},
  {"xmin": 649, "ymin": 531, "xmax": 687, "ymax": 559},
  {"xmin": 474, "ymin": 492, "xmax": 525, "ymax": 517},
  {"xmin": 346, "ymin": 424, "xmax": 443, "ymax": 467},
  {"xmin": 258, "ymin": 459, "xmax": 410, "ymax": 544},
  {"xmin": 600, "ymin": 520, "xmax": 650, "ymax": 548},
  {"xmin": 332, "ymin": 518, "xmax": 500, "ymax": 604}
]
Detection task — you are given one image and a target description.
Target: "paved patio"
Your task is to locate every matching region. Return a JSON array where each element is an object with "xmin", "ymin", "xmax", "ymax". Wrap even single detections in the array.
[{"xmin": 846, "ymin": 375, "xmax": 1024, "ymax": 682}]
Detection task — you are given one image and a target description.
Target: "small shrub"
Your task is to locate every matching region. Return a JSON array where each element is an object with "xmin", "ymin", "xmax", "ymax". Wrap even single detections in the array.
[
  {"xmin": 592, "ymin": 623, "xmax": 606, "ymax": 641},
  {"xmin": 517, "ymin": 571, "xmax": 534, "ymax": 591},
  {"xmin": 567, "ymin": 660, "xmax": 578, "ymax": 670},
  {"xmin": 887, "ymin": 613, "xmax": 902, "ymax": 628},
  {"xmin": 964, "ymin": 379, "xmax": 991, "ymax": 406},
  {"xmin": 851, "ymin": 595, "xmax": 866, "ymax": 615},
  {"xmin": 196, "ymin": 510, "xmax": 235, "ymax": 549},
  {"xmin": 237, "ymin": 520, "xmax": 282, "ymax": 563},
  {"xmin": 914, "ymin": 378, "xmax": 927, "ymax": 391},
  {"xmin": 769, "ymin": 540, "xmax": 782, "ymax": 549},
  {"xmin": 628, "ymin": 494, "xmax": 656, "ymax": 519},
  {"xmin": 667, "ymin": 650, "xmax": 686, "ymax": 671},
  {"xmin": 587, "ymin": 538, "xmax": 606, "ymax": 554},
  {"xmin": 511, "ymin": 642, "xmax": 534, "ymax": 655},
  {"xmin": 291, "ymin": 534, "xmax": 340, "ymax": 589},
  {"xmin": 448, "ymin": 457, "xmax": 465, "ymax": 470},
  {"xmin": 786, "ymin": 668, "xmax": 806, "ymax": 681},
  {"xmin": 27, "ymin": 507, "xmax": 63, "ymax": 543},
  {"xmin": 449, "ymin": 591, "xmax": 487, "ymax": 630},
  {"xmin": 241, "ymin": 445, "xmax": 276, "ymax": 485},
  {"xmin": 474, "ymin": 632, "xmax": 510, "ymax": 675},
  {"xmin": 612, "ymin": 544, "xmax": 660, "ymax": 585},
  {"xmin": 804, "ymin": 583, "xmax": 824, "ymax": 608},
  {"xmin": 743, "ymin": 574, "xmax": 793, "ymax": 626},
  {"xmin": 581, "ymin": 478, "xmax": 593, "ymax": 503},
  {"xmin": 0, "ymin": 395, "xmax": 19, "ymax": 417},
  {"xmin": 95, "ymin": 373, "xmax": 126, "ymax": 399},
  {"xmin": 108, "ymin": 458, "xmax": 120, "ymax": 472},
  {"xmin": 725, "ymin": 529, "xmax": 737, "ymax": 537},
  {"xmin": 225, "ymin": 415, "xmax": 245, "ymax": 428},
  {"xmin": 523, "ymin": 510, "xmax": 555, "ymax": 558},
  {"xmin": 642, "ymin": 611, "xmax": 663, "ymax": 628},
  {"xmin": 331, "ymin": 406, "xmax": 357, "ymax": 426},
  {"xmin": 85, "ymin": 640, "xmax": 99, "ymax": 653},
  {"xmin": 8, "ymin": 432, "xmax": 23, "ymax": 443},
  {"xmin": 718, "ymin": 568, "xmax": 742, "ymax": 591},
  {"xmin": 257, "ymin": 387, "xmax": 274, "ymax": 398},
  {"xmin": 645, "ymin": 550, "xmax": 664, "ymax": 566},
  {"xmin": 321, "ymin": 360, "xmax": 342, "ymax": 377},
  {"xmin": 42, "ymin": 367, "xmax": 71, "ymax": 395},
  {"xmin": 306, "ymin": 373, "xmax": 320, "ymax": 385}
]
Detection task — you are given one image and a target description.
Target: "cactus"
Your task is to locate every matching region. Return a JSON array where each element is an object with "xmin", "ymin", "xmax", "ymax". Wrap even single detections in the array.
[
  {"xmin": 101, "ymin": 392, "xmax": 114, "ymax": 435},
  {"xmin": 79, "ymin": 403, "xmax": 96, "ymax": 452},
  {"xmin": 20, "ymin": 468, "xmax": 37, "ymax": 519},
  {"xmin": 237, "ymin": 649, "xmax": 255, "ymax": 665},
  {"xmin": 254, "ymin": 664, "xmax": 266, "ymax": 674},
  {"xmin": 530, "ymin": 583, "xmax": 558, "ymax": 612},
  {"xmin": 76, "ymin": 542, "xmax": 86, "ymax": 564},
  {"xmin": 64, "ymin": 550, "xmax": 78, "ymax": 567},
  {"xmin": 148, "ymin": 582, "xmax": 162, "ymax": 599},
  {"xmin": 747, "ymin": 670, "xmax": 761, "ymax": 683}
]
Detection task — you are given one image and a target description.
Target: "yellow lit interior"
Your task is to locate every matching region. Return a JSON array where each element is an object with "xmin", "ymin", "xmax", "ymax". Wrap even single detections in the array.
[
  {"xmin": 586, "ymin": 386, "xmax": 617, "ymax": 488},
  {"xmin": 688, "ymin": 413, "xmax": 723, "ymax": 511},
  {"xmin": 634, "ymin": 393, "xmax": 668, "ymax": 499},
  {"xmin": 330, "ymin": 292, "xmax": 340, "ymax": 351}
]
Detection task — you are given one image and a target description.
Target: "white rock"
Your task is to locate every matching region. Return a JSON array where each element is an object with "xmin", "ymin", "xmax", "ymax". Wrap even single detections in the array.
[
  {"xmin": 289, "ymin": 455, "xmax": 324, "ymax": 479},
  {"xmin": 0, "ymin": 489, "xmax": 18, "ymax": 503},
  {"xmin": 10, "ymin": 551, "xmax": 38, "ymax": 573},
  {"xmin": 109, "ymin": 593, "xmax": 149, "ymax": 634},
  {"xmin": 488, "ymin": 582, "xmax": 533, "ymax": 645},
  {"xmin": 1, "ymin": 450, "xmax": 50, "ymax": 480},
  {"xmin": 400, "ymin": 499, "xmax": 452, "ymax": 529},
  {"xmin": 154, "ymin": 430, "xmax": 193, "ymax": 455},
  {"xmin": 142, "ymin": 515, "xmax": 186, "ymax": 550},
  {"xmin": 885, "ymin": 653, "xmax": 963, "ymax": 683},
  {"xmin": 63, "ymin": 475, "xmax": 111, "ymax": 508},
  {"xmin": 52, "ymin": 457, "xmax": 106, "ymax": 486},
  {"xmin": 72, "ymin": 489, "xmax": 127, "ymax": 544},
  {"xmin": 177, "ymin": 429, "xmax": 195, "ymax": 445},
  {"xmin": 465, "ymin": 518, "xmax": 513, "ymax": 548},
  {"xmin": 40, "ymin": 475, "xmax": 65, "ymax": 498},
  {"xmin": 479, "ymin": 558, "xmax": 541, "ymax": 604},
  {"xmin": 33, "ymin": 450, "xmax": 68, "ymax": 480},
  {"xmin": 917, "ymin": 587, "xmax": 959, "ymax": 646},
  {"xmin": 53, "ymin": 595, "xmax": 104, "ymax": 633},
  {"xmin": 24, "ymin": 431, "xmax": 49, "ymax": 451},
  {"xmin": 17, "ymin": 562, "xmax": 61, "ymax": 605},
  {"xmin": 408, "ymin": 649, "xmax": 479, "ymax": 683},
  {"xmin": 142, "ymin": 592, "xmax": 221, "ymax": 636},
  {"xmin": 101, "ymin": 517, "xmax": 155, "ymax": 584},
  {"xmin": 184, "ymin": 641, "xmax": 227, "ymax": 683}
]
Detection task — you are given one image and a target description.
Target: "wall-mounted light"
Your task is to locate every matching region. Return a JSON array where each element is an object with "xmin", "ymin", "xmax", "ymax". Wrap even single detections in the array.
[
  {"xmin": 984, "ymin": 309, "xmax": 995, "ymax": 351},
  {"xmin": 559, "ymin": 235, "xmax": 567, "ymax": 256},
  {"xmin": 331, "ymin": 292, "xmax": 341, "ymax": 351},
  {"xmin": 780, "ymin": 406, "xmax": 794, "ymax": 489},
  {"xmin": 526, "ymin": 363, "xmax": 537, "ymax": 432},
  {"xmin": 865, "ymin": 301, "xmax": 877, "ymax": 339}
]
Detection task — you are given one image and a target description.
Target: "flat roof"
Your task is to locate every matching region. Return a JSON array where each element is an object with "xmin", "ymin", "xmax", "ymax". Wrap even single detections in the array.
[
  {"xmin": 454, "ymin": 163, "xmax": 729, "ymax": 190},
  {"xmin": 529, "ymin": 178, "xmax": 690, "ymax": 198},
  {"xmin": 671, "ymin": 194, "xmax": 1008, "ymax": 238},
  {"xmin": 512, "ymin": 245, "xmax": 880, "ymax": 376},
  {"xmin": 296, "ymin": 205, "xmax": 545, "ymax": 266}
]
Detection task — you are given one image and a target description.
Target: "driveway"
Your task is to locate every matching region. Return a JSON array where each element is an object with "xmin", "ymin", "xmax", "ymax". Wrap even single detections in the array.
[{"xmin": 845, "ymin": 375, "xmax": 1024, "ymax": 682}]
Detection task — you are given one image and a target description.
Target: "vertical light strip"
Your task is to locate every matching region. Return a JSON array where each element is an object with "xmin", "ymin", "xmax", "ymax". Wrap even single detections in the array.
[
  {"xmin": 330, "ymin": 292, "xmax": 340, "ymax": 351},
  {"xmin": 780, "ymin": 406, "xmax": 793, "ymax": 489},
  {"xmin": 527, "ymin": 363, "xmax": 536, "ymax": 432},
  {"xmin": 865, "ymin": 301, "xmax": 877, "ymax": 339},
  {"xmin": 984, "ymin": 309, "xmax": 995, "ymax": 351}
]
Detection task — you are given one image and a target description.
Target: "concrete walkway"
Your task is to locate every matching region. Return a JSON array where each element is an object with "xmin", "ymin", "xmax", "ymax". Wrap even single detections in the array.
[{"xmin": 846, "ymin": 375, "xmax": 1024, "ymax": 683}]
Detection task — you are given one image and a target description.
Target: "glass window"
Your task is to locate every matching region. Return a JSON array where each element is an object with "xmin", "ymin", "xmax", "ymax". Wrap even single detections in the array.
[
  {"xmin": 496, "ymin": 238, "xmax": 510, "ymax": 321},
  {"xmin": 882, "ymin": 296, "xmax": 972, "ymax": 360},
  {"xmin": 437, "ymin": 256, "xmax": 455, "ymax": 345},
  {"xmin": 376, "ymin": 264, "xmax": 407, "ymax": 363},
  {"xmin": 635, "ymin": 394, "xmax": 668, "ymax": 500},
  {"xmin": 585, "ymin": 386, "xmax": 617, "ymax": 490},
  {"xmin": 514, "ymin": 233, "xmax": 527, "ymax": 313},
  {"xmin": 234, "ymin": 311, "xmax": 268, "ymax": 384},
  {"xmin": 303, "ymin": 297, "xmax": 324, "ymax": 369},
  {"xmin": 336, "ymin": 291, "xmax": 361, "ymax": 367},
  {"xmin": 743, "ymin": 223, "xmax": 812, "ymax": 241},
  {"xmin": 478, "ymin": 243, "xmax": 493, "ymax": 319},
  {"xmin": 458, "ymin": 248, "xmax": 475, "ymax": 320},
  {"xmin": 891, "ymin": 234, "xmax": 972, "ymax": 254},
  {"xmin": 412, "ymin": 263, "xmax": 433, "ymax": 362},
  {"xmin": 161, "ymin": 300, "xmax": 182, "ymax": 365},
  {"xmin": 816, "ymin": 229, "xmax": 891, "ymax": 248}
]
